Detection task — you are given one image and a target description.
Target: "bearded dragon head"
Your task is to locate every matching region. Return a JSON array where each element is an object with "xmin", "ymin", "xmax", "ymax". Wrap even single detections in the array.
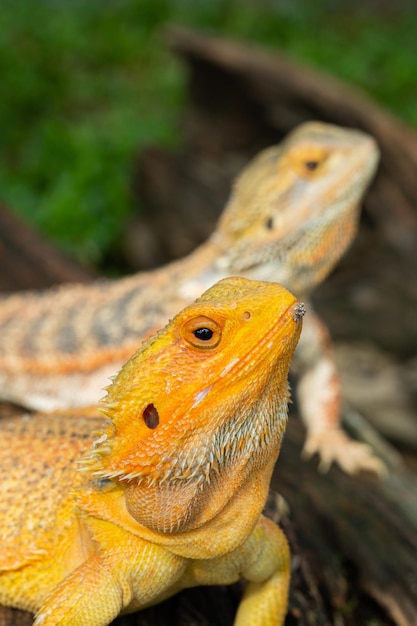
[
  {"xmin": 212, "ymin": 122, "xmax": 379, "ymax": 294},
  {"xmin": 81, "ymin": 277, "xmax": 303, "ymax": 533}
]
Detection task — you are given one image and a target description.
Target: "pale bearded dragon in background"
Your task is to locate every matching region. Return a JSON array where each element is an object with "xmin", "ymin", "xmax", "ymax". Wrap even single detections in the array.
[
  {"xmin": 0, "ymin": 277, "xmax": 304, "ymax": 626},
  {"xmin": 0, "ymin": 122, "xmax": 380, "ymax": 473}
]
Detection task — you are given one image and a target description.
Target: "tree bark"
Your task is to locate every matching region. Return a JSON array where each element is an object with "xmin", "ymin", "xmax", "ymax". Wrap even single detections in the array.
[{"xmin": 0, "ymin": 205, "xmax": 95, "ymax": 292}]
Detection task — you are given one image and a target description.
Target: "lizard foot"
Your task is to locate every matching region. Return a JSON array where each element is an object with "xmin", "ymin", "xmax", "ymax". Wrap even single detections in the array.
[{"xmin": 302, "ymin": 429, "xmax": 386, "ymax": 475}]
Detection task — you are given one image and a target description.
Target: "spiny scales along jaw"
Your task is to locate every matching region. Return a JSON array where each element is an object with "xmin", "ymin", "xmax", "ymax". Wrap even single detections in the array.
[
  {"xmin": 81, "ymin": 277, "xmax": 304, "ymax": 486},
  {"xmin": 213, "ymin": 122, "xmax": 379, "ymax": 285}
]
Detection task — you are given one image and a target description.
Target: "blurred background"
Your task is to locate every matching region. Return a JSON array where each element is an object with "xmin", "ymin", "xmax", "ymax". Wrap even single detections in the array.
[{"xmin": 1, "ymin": 0, "xmax": 416, "ymax": 272}]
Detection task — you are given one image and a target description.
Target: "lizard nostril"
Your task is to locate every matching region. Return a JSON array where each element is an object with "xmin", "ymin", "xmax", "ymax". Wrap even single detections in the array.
[
  {"xmin": 292, "ymin": 303, "xmax": 306, "ymax": 322},
  {"xmin": 242, "ymin": 311, "xmax": 252, "ymax": 320}
]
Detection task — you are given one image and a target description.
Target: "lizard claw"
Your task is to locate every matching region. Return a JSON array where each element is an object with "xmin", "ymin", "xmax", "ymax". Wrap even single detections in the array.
[{"xmin": 302, "ymin": 430, "xmax": 387, "ymax": 476}]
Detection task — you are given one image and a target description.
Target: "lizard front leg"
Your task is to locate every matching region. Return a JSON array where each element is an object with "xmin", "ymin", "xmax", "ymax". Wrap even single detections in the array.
[
  {"xmin": 235, "ymin": 516, "xmax": 290, "ymax": 626},
  {"xmin": 34, "ymin": 552, "xmax": 124, "ymax": 626},
  {"xmin": 295, "ymin": 307, "xmax": 384, "ymax": 474},
  {"xmin": 183, "ymin": 515, "xmax": 290, "ymax": 626},
  {"xmin": 34, "ymin": 521, "xmax": 186, "ymax": 626}
]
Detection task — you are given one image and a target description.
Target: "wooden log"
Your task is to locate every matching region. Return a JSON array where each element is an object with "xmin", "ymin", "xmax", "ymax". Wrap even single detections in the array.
[
  {"xmin": 0, "ymin": 204, "xmax": 95, "ymax": 292},
  {"xmin": 276, "ymin": 417, "xmax": 417, "ymax": 626}
]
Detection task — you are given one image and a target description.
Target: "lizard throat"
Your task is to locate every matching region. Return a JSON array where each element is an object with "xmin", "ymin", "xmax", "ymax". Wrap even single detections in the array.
[{"xmin": 156, "ymin": 384, "xmax": 289, "ymax": 490}]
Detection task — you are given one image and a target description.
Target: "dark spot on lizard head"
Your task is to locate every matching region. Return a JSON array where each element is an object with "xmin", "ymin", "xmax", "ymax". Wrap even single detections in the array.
[
  {"xmin": 143, "ymin": 403, "xmax": 159, "ymax": 429},
  {"xmin": 94, "ymin": 477, "xmax": 113, "ymax": 489},
  {"xmin": 265, "ymin": 217, "xmax": 274, "ymax": 230},
  {"xmin": 304, "ymin": 160, "xmax": 319, "ymax": 171}
]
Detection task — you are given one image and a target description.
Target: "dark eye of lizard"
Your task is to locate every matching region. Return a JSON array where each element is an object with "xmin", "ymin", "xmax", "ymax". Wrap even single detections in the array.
[
  {"xmin": 183, "ymin": 315, "xmax": 221, "ymax": 349},
  {"xmin": 265, "ymin": 217, "xmax": 274, "ymax": 230},
  {"xmin": 304, "ymin": 160, "xmax": 319, "ymax": 171},
  {"xmin": 193, "ymin": 327, "xmax": 214, "ymax": 341}
]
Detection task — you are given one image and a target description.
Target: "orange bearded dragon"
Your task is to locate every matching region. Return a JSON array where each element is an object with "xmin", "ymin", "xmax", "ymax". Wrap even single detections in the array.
[
  {"xmin": 0, "ymin": 277, "xmax": 304, "ymax": 626},
  {"xmin": 0, "ymin": 122, "xmax": 380, "ymax": 472}
]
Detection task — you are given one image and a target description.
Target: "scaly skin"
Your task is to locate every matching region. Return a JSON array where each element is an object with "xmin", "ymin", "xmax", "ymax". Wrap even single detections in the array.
[
  {"xmin": 0, "ymin": 122, "xmax": 381, "ymax": 472},
  {"xmin": 0, "ymin": 277, "xmax": 303, "ymax": 626}
]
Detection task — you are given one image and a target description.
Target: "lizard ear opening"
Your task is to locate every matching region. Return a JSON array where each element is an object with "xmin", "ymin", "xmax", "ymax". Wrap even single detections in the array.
[{"xmin": 143, "ymin": 403, "xmax": 159, "ymax": 429}]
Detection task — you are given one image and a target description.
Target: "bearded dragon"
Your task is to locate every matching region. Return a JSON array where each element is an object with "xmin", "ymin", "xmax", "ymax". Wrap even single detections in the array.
[
  {"xmin": 0, "ymin": 122, "xmax": 380, "ymax": 472},
  {"xmin": 0, "ymin": 277, "xmax": 304, "ymax": 626}
]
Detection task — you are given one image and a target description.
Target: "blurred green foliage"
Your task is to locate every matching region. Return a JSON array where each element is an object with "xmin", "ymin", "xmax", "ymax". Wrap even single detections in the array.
[{"xmin": 1, "ymin": 0, "xmax": 416, "ymax": 267}]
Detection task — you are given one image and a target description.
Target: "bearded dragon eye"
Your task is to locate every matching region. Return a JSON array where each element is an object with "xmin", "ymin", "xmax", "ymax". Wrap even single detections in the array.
[
  {"xmin": 182, "ymin": 315, "xmax": 222, "ymax": 349},
  {"xmin": 265, "ymin": 217, "xmax": 274, "ymax": 230},
  {"xmin": 304, "ymin": 160, "xmax": 319, "ymax": 171},
  {"xmin": 193, "ymin": 327, "xmax": 214, "ymax": 341},
  {"xmin": 290, "ymin": 145, "xmax": 328, "ymax": 176}
]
